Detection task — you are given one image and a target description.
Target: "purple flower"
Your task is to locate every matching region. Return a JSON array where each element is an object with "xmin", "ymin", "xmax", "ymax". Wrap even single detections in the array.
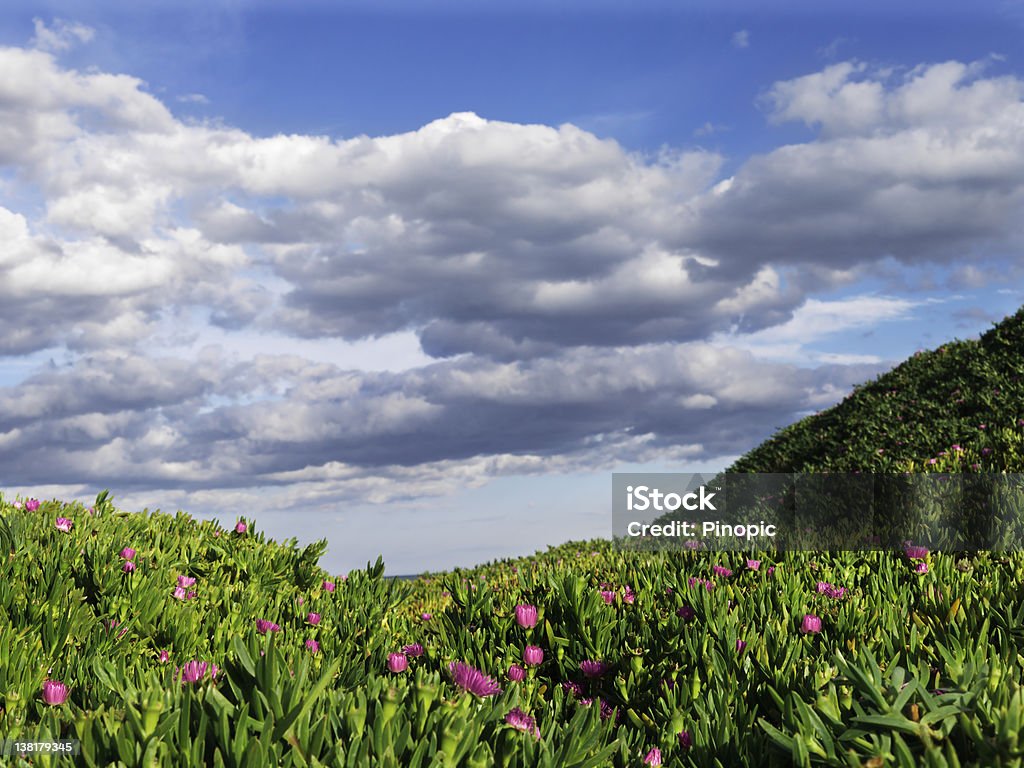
[
  {"xmin": 561, "ymin": 680, "xmax": 584, "ymax": 698},
  {"xmin": 305, "ymin": 639, "xmax": 320, "ymax": 654},
  {"xmin": 402, "ymin": 643, "xmax": 424, "ymax": 657},
  {"xmin": 816, "ymin": 582, "xmax": 846, "ymax": 599},
  {"xmin": 55, "ymin": 517, "xmax": 73, "ymax": 533},
  {"xmin": 800, "ymin": 614, "xmax": 823, "ymax": 634},
  {"xmin": 746, "ymin": 559, "xmax": 761, "ymax": 570},
  {"xmin": 644, "ymin": 747, "xmax": 662, "ymax": 766},
  {"xmin": 323, "ymin": 580, "xmax": 336, "ymax": 593},
  {"xmin": 255, "ymin": 619, "xmax": 281, "ymax": 634},
  {"xmin": 580, "ymin": 660, "xmax": 610, "ymax": 678},
  {"xmin": 179, "ymin": 661, "xmax": 209, "ymax": 684},
  {"xmin": 915, "ymin": 562, "xmax": 929, "ymax": 574},
  {"xmin": 684, "ymin": 539, "xmax": 703, "ymax": 550},
  {"xmin": 678, "ymin": 730, "xmax": 693, "ymax": 750},
  {"xmin": 122, "ymin": 560, "xmax": 136, "ymax": 573},
  {"xmin": 158, "ymin": 650, "xmax": 171, "ymax": 663},
  {"xmin": 735, "ymin": 639, "xmax": 747, "ymax": 653},
  {"xmin": 600, "ymin": 590, "xmax": 616, "ymax": 605},
  {"xmin": 235, "ymin": 521, "xmax": 247, "ymax": 534},
  {"xmin": 41, "ymin": 680, "xmax": 69, "ymax": 705},
  {"xmin": 421, "ymin": 612, "xmax": 432, "ymax": 621},
  {"xmin": 171, "ymin": 586, "xmax": 188, "ymax": 600},
  {"xmin": 449, "ymin": 662, "xmax": 502, "ymax": 697},
  {"xmin": 505, "ymin": 707, "xmax": 540, "ymax": 739},
  {"xmin": 623, "ymin": 586, "xmax": 636, "ymax": 604},
  {"xmin": 388, "ymin": 653, "xmax": 408, "ymax": 673},
  {"xmin": 904, "ymin": 544, "xmax": 929, "ymax": 560},
  {"xmin": 25, "ymin": 498, "xmax": 40, "ymax": 512},
  {"xmin": 712, "ymin": 565, "xmax": 733, "ymax": 578},
  {"xmin": 515, "ymin": 604, "xmax": 538, "ymax": 628},
  {"xmin": 120, "ymin": 547, "xmax": 136, "ymax": 560},
  {"xmin": 177, "ymin": 575, "xmax": 196, "ymax": 588},
  {"xmin": 677, "ymin": 605, "xmax": 696, "ymax": 621},
  {"xmin": 307, "ymin": 612, "xmax": 321, "ymax": 625},
  {"xmin": 507, "ymin": 664, "xmax": 526, "ymax": 682},
  {"xmin": 523, "ymin": 645, "xmax": 544, "ymax": 666}
]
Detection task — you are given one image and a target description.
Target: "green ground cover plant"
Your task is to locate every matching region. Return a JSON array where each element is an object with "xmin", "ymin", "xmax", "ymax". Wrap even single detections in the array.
[{"xmin": 4, "ymin": 309, "xmax": 1024, "ymax": 767}]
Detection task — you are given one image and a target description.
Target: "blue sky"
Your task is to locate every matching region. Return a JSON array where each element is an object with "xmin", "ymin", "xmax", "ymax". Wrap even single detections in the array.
[{"xmin": 1, "ymin": 1, "xmax": 1023, "ymax": 574}]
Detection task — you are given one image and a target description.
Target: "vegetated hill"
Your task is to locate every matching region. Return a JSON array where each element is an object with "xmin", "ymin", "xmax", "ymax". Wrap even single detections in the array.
[{"xmin": 728, "ymin": 306, "xmax": 1024, "ymax": 475}]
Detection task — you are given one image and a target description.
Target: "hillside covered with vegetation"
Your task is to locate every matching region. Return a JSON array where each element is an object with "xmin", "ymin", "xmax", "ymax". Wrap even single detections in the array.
[{"xmin": 3, "ymin": 309, "xmax": 1024, "ymax": 766}]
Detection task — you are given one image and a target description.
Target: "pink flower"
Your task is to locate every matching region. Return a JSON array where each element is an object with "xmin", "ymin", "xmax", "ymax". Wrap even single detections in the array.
[
  {"xmin": 504, "ymin": 707, "xmax": 541, "ymax": 739},
  {"xmin": 523, "ymin": 645, "xmax": 544, "ymax": 666},
  {"xmin": 158, "ymin": 650, "xmax": 171, "ymax": 663},
  {"xmin": 904, "ymin": 544, "xmax": 929, "ymax": 560},
  {"xmin": 735, "ymin": 639, "xmax": 747, "ymax": 653},
  {"xmin": 421, "ymin": 612, "xmax": 432, "ymax": 621},
  {"xmin": 679, "ymin": 730, "xmax": 693, "ymax": 750},
  {"xmin": 644, "ymin": 747, "xmax": 662, "ymax": 766},
  {"xmin": 172, "ymin": 586, "xmax": 188, "ymax": 600},
  {"xmin": 580, "ymin": 660, "xmax": 610, "ymax": 678},
  {"xmin": 677, "ymin": 605, "xmax": 696, "ymax": 621},
  {"xmin": 307, "ymin": 612, "xmax": 321, "ymax": 625},
  {"xmin": 449, "ymin": 662, "xmax": 501, "ymax": 697},
  {"xmin": 41, "ymin": 680, "xmax": 69, "ymax": 705},
  {"xmin": 179, "ymin": 661, "xmax": 209, "ymax": 684},
  {"xmin": 507, "ymin": 664, "xmax": 525, "ymax": 682},
  {"xmin": 712, "ymin": 565, "xmax": 733, "ymax": 578},
  {"xmin": 305, "ymin": 639, "xmax": 320, "ymax": 654},
  {"xmin": 816, "ymin": 582, "xmax": 846, "ymax": 599},
  {"xmin": 235, "ymin": 521, "xmax": 247, "ymax": 534},
  {"xmin": 915, "ymin": 562, "xmax": 929, "ymax": 574},
  {"xmin": 388, "ymin": 653, "xmax": 408, "ymax": 673},
  {"xmin": 122, "ymin": 561, "xmax": 136, "ymax": 573},
  {"xmin": 255, "ymin": 619, "xmax": 281, "ymax": 634},
  {"xmin": 402, "ymin": 643, "xmax": 424, "ymax": 657},
  {"xmin": 26, "ymin": 498, "xmax": 40, "ymax": 512},
  {"xmin": 55, "ymin": 517, "xmax": 73, "ymax": 533},
  {"xmin": 514, "ymin": 604, "xmax": 538, "ymax": 628},
  {"xmin": 800, "ymin": 614, "xmax": 823, "ymax": 634},
  {"xmin": 177, "ymin": 575, "xmax": 196, "ymax": 588},
  {"xmin": 296, "ymin": 596, "xmax": 304, "ymax": 605},
  {"xmin": 119, "ymin": 547, "xmax": 136, "ymax": 559},
  {"xmin": 746, "ymin": 559, "xmax": 761, "ymax": 570},
  {"xmin": 623, "ymin": 585, "xmax": 636, "ymax": 604},
  {"xmin": 600, "ymin": 590, "xmax": 616, "ymax": 605},
  {"xmin": 323, "ymin": 580, "xmax": 335, "ymax": 593}
]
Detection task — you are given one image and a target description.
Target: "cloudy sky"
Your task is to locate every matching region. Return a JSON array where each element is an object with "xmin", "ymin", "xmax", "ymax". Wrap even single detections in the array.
[{"xmin": 2, "ymin": 0, "xmax": 1023, "ymax": 573}]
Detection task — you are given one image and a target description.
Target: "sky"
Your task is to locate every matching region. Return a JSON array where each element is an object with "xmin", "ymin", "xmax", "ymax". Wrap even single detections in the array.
[{"xmin": 1, "ymin": 0, "xmax": 1024, "ymax": 574}]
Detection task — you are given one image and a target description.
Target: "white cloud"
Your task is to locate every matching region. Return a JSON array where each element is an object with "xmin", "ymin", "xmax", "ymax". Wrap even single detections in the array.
[
  {"xmin": 30, "ymin": 18, "xmax": 95, "ymax": 53},
  {"xmin": 732, "ymin": 29, "xmax": 750, "ymax": 49}
]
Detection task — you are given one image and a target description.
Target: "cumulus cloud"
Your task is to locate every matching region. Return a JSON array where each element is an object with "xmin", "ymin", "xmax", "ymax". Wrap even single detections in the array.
[
  {"xmin": 691, "ymin": 59, "xmax": 1024, "ymax": 271},
  {"xmin": 732, "ymin": 29, "xmax": 750, "ymax": 49}
]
